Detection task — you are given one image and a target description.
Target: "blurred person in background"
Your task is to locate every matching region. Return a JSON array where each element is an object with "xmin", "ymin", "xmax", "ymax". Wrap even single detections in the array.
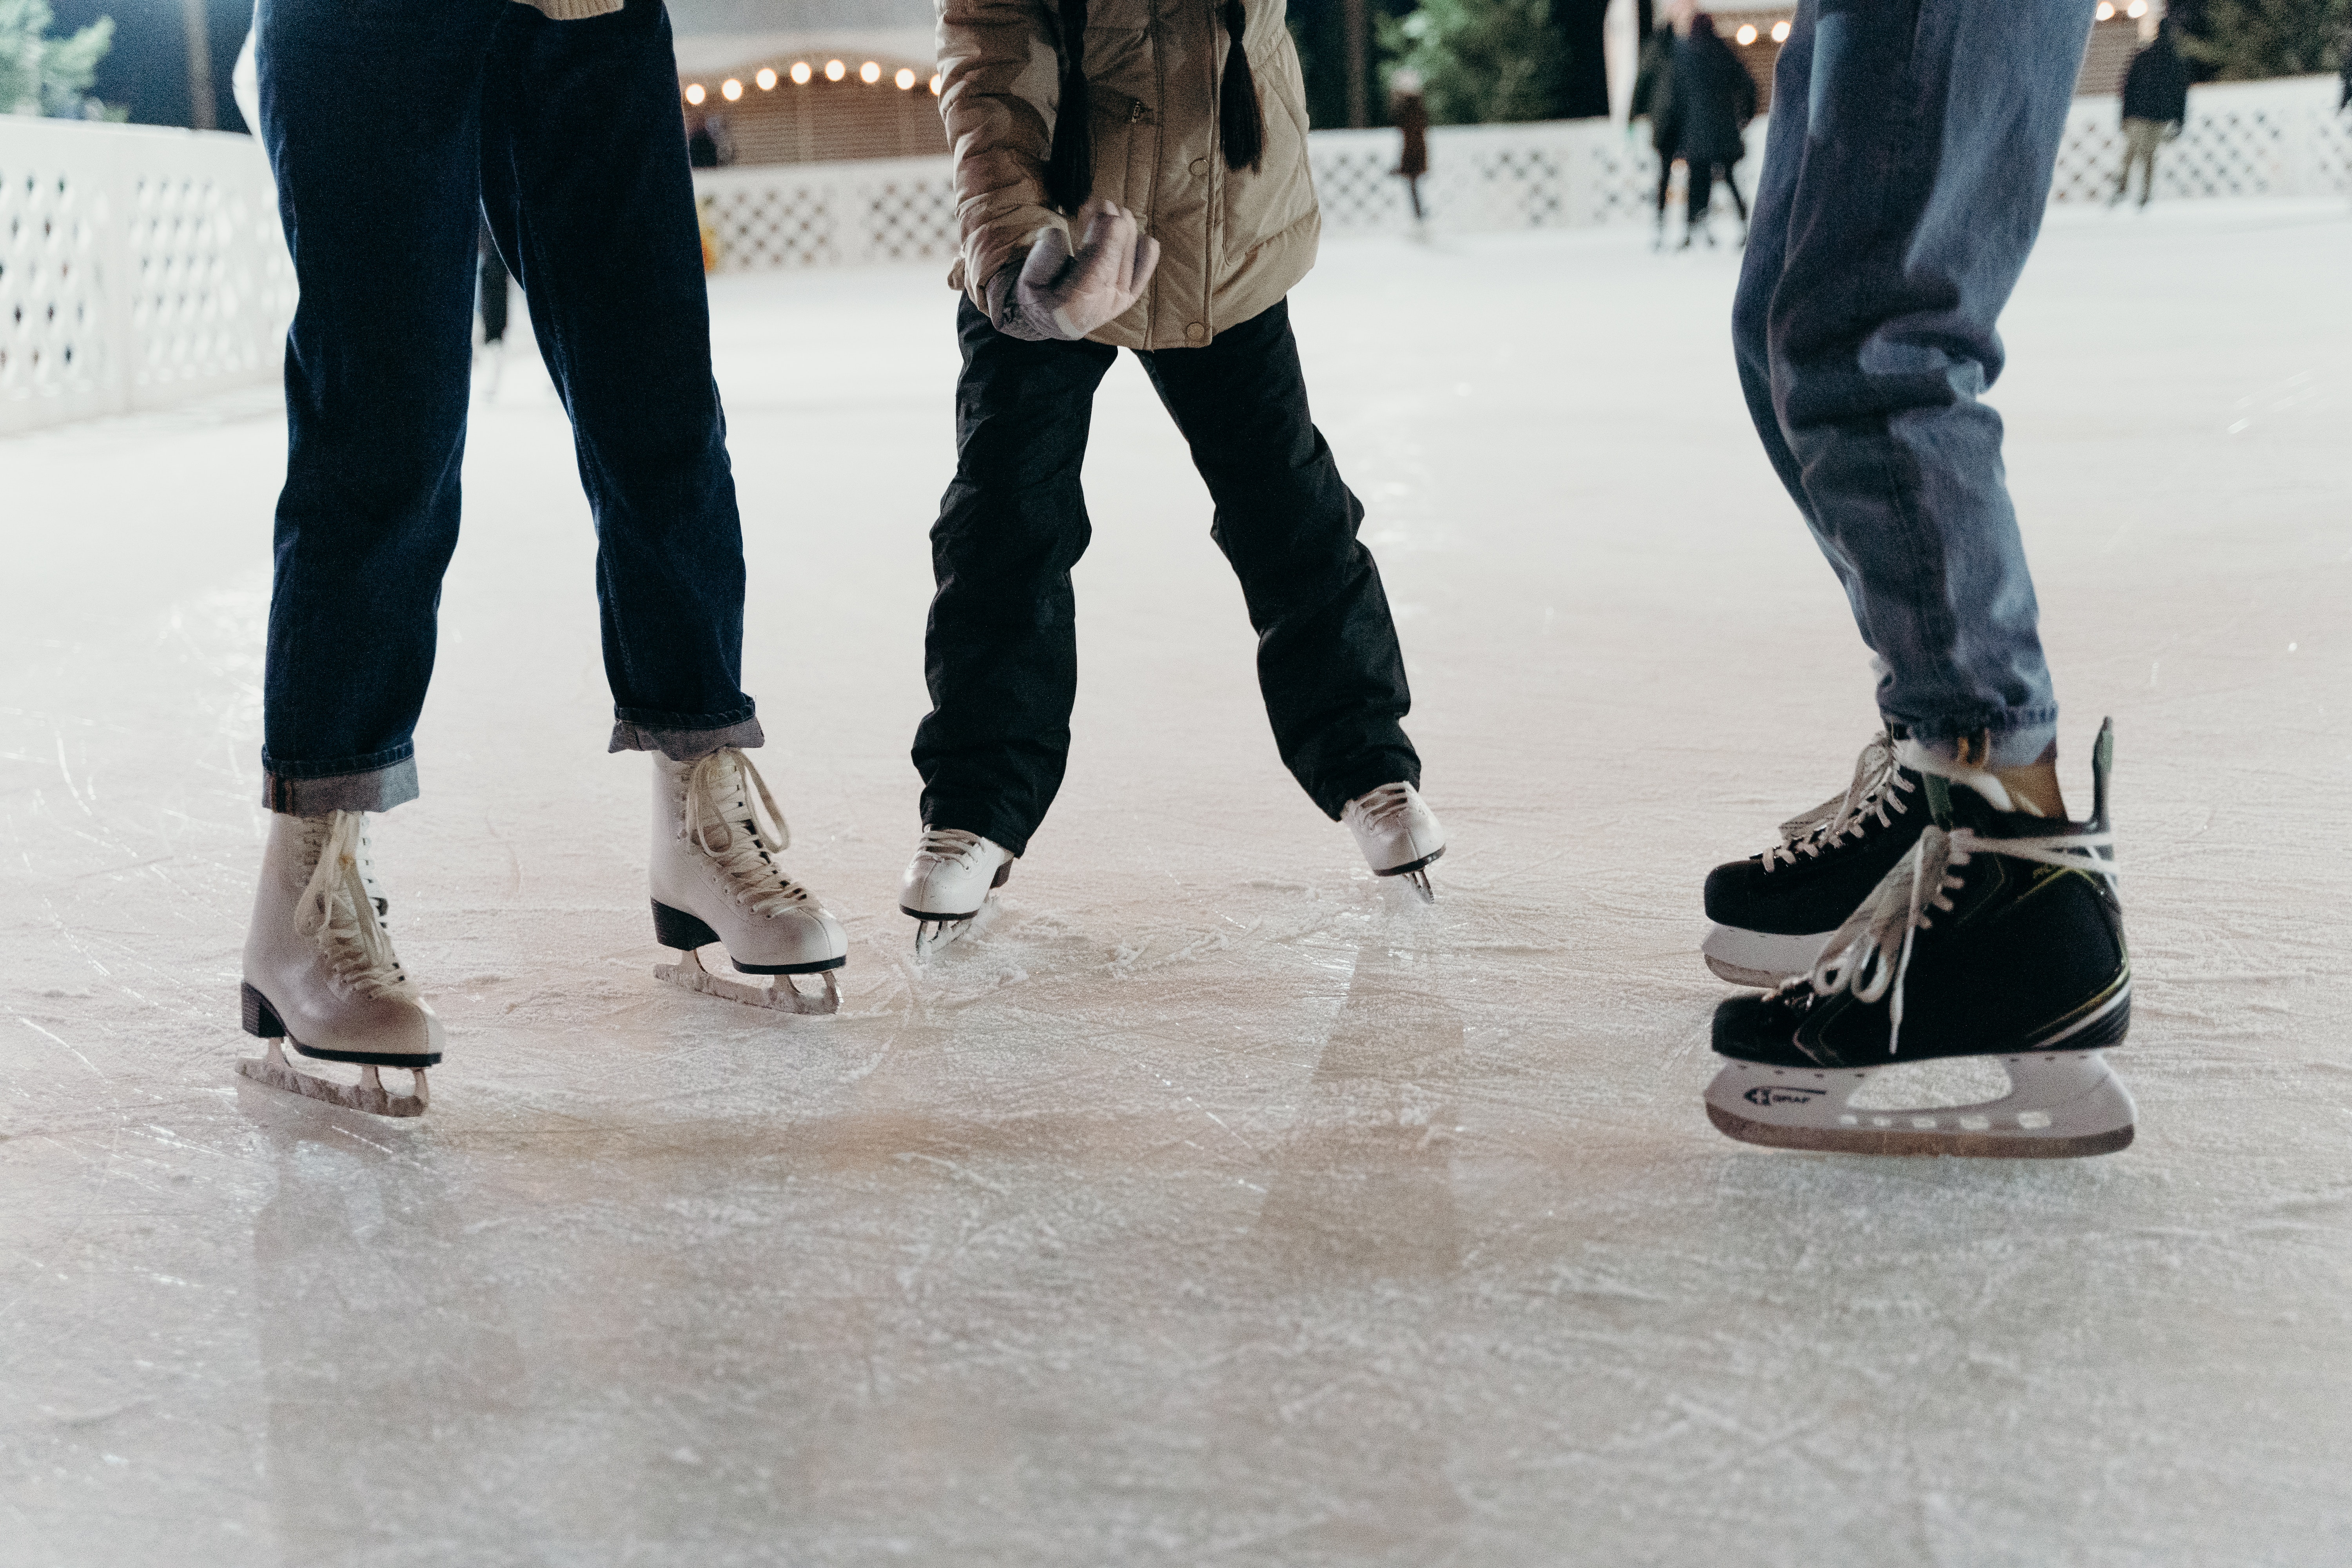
[
  {"xmin": 476, "ymin": 216, "xmax": 513, "ymax": 396},
  {"xmin": 1667, "ymin": 13, "xmax": 1757, "ymax": 248},
  {"xmin": 1391, "ymin": 68, "xmax": 1430, "ymax": 233},
  {"xmin": 1631, "ymin": 12, "xmax": 1682, "ymax": 249},
  {"xmin": 234, "ymin": 0, "xmax": 850, "ymax": 1118},
  {"xmin": 2114, "ymin": 16, "xmax": 2189, "ymax": 209}
]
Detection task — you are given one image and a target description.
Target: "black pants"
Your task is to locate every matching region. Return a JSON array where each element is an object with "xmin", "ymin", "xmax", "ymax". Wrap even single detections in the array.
[
  {"xmin": 913, "ymin": 298, "xmax": 1421, "ymax": 857},
  {"xmin": 1688, "ymin": 160, "xmax": 1749, "ymax": 227}
]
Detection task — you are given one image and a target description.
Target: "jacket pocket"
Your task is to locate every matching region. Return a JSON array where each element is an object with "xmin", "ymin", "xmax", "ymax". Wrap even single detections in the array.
[{"xmin": 1083, "ymin": 88, "xmax": 1150, "ymax": 214}]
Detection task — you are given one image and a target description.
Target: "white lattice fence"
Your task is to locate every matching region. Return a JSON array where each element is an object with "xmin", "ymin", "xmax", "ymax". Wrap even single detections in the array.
[
  {"xmin": 0, "ymin": 120, "xmax": 292, "ymax": 434},
  {"xmin": 695, "ymin": 154, "xmax": 963, "ymax": 273},
  {"xmin": 694, "ymin": 74, "xmax": 2349, "ymax": 271},
  {"xmin": 2051, "ymin": 75, "xmax": 2350, "ymax": 203}
]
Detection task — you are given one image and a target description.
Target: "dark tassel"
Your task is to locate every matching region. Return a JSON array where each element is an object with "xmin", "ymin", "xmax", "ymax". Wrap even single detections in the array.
[
  {"xmin": 1045, "ymin": 0, "xmax": 1093, "ymax": 213},
  {"xmin": 1220, "ymin": 0, "xmax": 1265, "ymax": 173}
]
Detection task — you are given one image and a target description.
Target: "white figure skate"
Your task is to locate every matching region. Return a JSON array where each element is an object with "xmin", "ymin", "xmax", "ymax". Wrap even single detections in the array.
[
  {"xmin": 238, "ymin": 811, "xmax": 440, "ymax": 1118},
  {"xmin": 1344, "ymin": 782, "xmax": 1446, "ymax": 900},
  {"xmin": 650, "ymin": 749, "xmax": 847, "ymax": 1014},
  {"xmin": 899, "ymin": 828, "xmax": 1013, "ymax": 956}
]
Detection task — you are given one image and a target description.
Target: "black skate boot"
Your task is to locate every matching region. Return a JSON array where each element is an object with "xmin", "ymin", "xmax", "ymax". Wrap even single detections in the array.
[
  {"xmin": 1705, "ymin": 720, "xmax": 2132, "ymax": 1160},
  {"xmin": 1701, "ymin": 732, "xmax": 1928, "ymax": 986}
]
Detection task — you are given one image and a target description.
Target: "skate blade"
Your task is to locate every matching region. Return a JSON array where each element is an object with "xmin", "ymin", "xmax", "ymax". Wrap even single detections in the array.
[
  {"xmin": 911, "ymin": 917, "xmax": 974, "ymax": 960},
  {"xmin": 1701, "ymin": 925, "xmax": 1831, "ymax": 990},
  {"xmin": 1703, "ymin": 1051, "xmax": 2135, "ymax": 1160},
  {"xmin": 236, "ymin": 1040, "xmax": 428, "ymax": 1118},
  {"xmin": 656, "ymin": 947, "xmax": 840, "ymax": 1016}
]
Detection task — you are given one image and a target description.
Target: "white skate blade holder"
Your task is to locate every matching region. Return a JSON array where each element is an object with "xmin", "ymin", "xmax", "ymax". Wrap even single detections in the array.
[
  {"xmin": 1701, "ymin": 925, "xmax": 1833, "ymax": 990},
  {"xmin": 1705, "ymin": 1051, "xmax": 2136, "ymax": 1159},
  {"xmin": 237, "ymin": 1040, "xmax": 429, "ymax": 1119},
  {"xmin": 656, "ymin": 947, "xmax": 841, "ymax": 1015}
]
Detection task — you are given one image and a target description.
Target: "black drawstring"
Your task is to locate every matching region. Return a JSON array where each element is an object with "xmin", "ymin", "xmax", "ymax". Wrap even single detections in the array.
[
  {"xmin": 1220, "ymin": 0, "xmax": 1265, "ymax": 173},
  {"xmin": 1046, "ymin": 0, "xmax": 1262, "ymax": 208},
  {"xmin": 1046, "ymin": 0, "xmax": 1093, "ymax": 213}
]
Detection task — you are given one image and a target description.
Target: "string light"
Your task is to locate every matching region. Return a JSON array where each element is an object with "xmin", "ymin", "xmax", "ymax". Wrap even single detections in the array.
[
  {"xmin": 684, "ymin": 82, "xmax": 705, "ymax": 105},
  {"xmin": 895, "ymin": 67, "xmax": 917, "ymax": 90},
  {"xmin": 721, "ymin": 78, "xmax": 742, "ymax": 101},
  {"xmin": 755, "ymin": 67, "xmax": 777, "ymax": 90},
  {"xmin": 2094, "ymin": 2, "xmax": 2114, "ymax": 17},
  {"xmin": 824, "ymin": 59, "xmax": 846, "ymax": 81},
  {"xmin": 860, "ymin": 61, "xmax": 882, "ymax": 84},
  {"xmin": 929, "ymin": 73, "xmax": 943, "ymax": 96},
  {"xmin": 2125, "ymin": 0, "xmax": 2147, "ymax": 13},
  {"xmin": 1735, "ymin": 22, "xmax": 1757, "ymax": 44},
  {"xmin": 1771, "ymin": 19, "xmax": 1790, "ymax": 40},
  {"xmin": 790, "ymin": 61, "xmax": 812, "ymax": 85}
]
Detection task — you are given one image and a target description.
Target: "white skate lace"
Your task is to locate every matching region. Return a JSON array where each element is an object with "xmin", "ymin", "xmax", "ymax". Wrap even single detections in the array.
[
  {"xmin": 913, "ymin": 826, "xmax": 990, "ymax": 871},
  {"xmin": 1760, "ymin": 733, "xmax": 1916, "ymax": 870},
  {"xmin": 295, "ymin": 811, "xmax": 410, "ymax": 999},
  {"xmin": 1351, "ymin": 783, "xmax": 1418, "ymax": 832},
  {"xmin": 1801, "ymin": 820, "xmax": 2118, "ymax": 1055},
  {"xmin": 684, "ymin": 749, "xmax": 817, "ymax": 917}
]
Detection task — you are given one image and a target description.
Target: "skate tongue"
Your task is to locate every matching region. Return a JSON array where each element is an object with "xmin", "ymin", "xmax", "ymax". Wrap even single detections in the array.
[
  {"xmin": 1893, "ymin": 737, "xmax": 2018, "ymax": 815},
  {"xmin": 295, "ymin": 813, "xmax": 409, "ymax": 999}
]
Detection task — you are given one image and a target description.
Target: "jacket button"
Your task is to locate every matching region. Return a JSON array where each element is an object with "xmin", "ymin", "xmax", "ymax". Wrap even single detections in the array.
[
  {"xmin": 1189, "ymin": 157, "xmax": 1209, "ymax": 176},
  {"xmin": 1185, "ymin": 322, "xmax": 1207, "ymax": 343}
]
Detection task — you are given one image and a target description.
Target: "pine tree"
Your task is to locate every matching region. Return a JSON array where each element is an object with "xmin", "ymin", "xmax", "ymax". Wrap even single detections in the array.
[
  {"xmin": 2180, "ymin": 0, "xmax": 2350, "ymax": 79},
  {"xmin": 1378, "ymin": 0, "xmax": 1572, "ymax": 125},
  {"xmin": 0, "ymin": 0, "xmax": 116, "ymax": 119}
]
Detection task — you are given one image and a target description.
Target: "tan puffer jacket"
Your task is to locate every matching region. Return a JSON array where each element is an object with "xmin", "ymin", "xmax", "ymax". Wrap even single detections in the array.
[{"xmin": 936, "ymin": 0, "xmax": 1321, "ymax": 350}]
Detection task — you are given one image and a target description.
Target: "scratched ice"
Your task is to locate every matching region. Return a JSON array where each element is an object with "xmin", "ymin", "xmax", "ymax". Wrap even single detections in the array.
[{"xmin": 4, "ymin": 200, "xmax": 2349, "ymax": 1567}]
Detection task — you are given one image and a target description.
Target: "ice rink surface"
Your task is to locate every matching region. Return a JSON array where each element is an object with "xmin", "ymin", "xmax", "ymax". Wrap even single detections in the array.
[{"xmin": 5, "ymin": 200, "xmax": 2349, "ymax": 1567}]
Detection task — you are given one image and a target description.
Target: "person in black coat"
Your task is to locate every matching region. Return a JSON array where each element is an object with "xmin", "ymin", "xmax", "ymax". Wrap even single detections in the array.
[
  {"xmin": 2115, "ymin": 20, "xmax": 2190, "ymax": 207},
  {"xmin": 1666, "ymin": 14, "xmax": 1759, "ymax": 246},
  {"xmin": 1631, "ymin": 19, "xmax": 1681, "ymax": 248}
]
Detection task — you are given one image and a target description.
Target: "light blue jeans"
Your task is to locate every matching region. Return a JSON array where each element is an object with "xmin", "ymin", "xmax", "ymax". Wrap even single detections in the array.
[{"xmin": 1733, "ymin": 0, "xmax": 2093, "ymax": 768}]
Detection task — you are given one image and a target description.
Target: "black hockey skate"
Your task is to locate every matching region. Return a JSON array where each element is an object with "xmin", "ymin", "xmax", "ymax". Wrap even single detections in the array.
[
  {"xmin": 1701, "ymin": 731, "xmax": 1927, "ymax": 986},
  {"xmin": 1706, "ymin": 720, "xmax": 2133, "ymax": 1160}
]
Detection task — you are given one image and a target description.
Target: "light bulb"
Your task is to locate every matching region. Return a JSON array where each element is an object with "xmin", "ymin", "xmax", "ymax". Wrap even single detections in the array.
[
  {"xmin": 896, "ymin": 67, "xmax": 916, "ymax": 90},
  {"xmin": 2095, "ymin": 2, "xmax": 2114, "ymax": 17},
  {"xmin": 825, "ymin": 59, "xmax": 846, "ymax": 82},
  {"xmin": 790, "ymin": 61, "xmax": 812, "ymax": 85},
  {"xmin": 860, "ymin": 61, "xmax": 881, "ymax": 84},
  {"xmin": 721, "ymin": 78, "xmax": 742, "ymax": 101},
  {"xmin": 1735, "ymin": 23, "xmax": 1757, "ymax": 44},
  {"xmin": 684, "ymin": 82, "xmax": 705, "ymax": 105},
  {"xmin": 1771, "ymin": 20, "xmax": 1791, "ymax": 41},
  {"xmin": 2126, "ymin": 0, "xmax": 2147, "ymax": 14},
  {"xmin": 929, "ymin": 73, "xmax": 943, "ymax": 96},
  {"xmin": 756, "ymin": 67, "xmax": 777, "ymax": 90}
]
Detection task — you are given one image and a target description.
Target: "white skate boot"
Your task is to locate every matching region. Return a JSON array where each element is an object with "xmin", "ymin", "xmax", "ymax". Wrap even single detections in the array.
[
  {"xmin": 1343, "ymin": 782, "xmax": 1446, "ymax": 900},
  {"xmin": 238, "ymin": 811, "xmax": 440, "ymax": 1118},
  {"xmin": 899, "ymin": 828, "xmax": 1014, "ymax": 956},
  {"xmin": 650, "ymin": 749, "xmax": 847, "ymax": 1014}
]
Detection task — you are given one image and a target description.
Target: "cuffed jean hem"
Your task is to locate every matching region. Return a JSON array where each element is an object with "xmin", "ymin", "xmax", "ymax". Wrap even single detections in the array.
[
  {"xmin": 262, "ymin": 755, "xmax": 422, "ymax": 816},
  {"xmin": 607, "ymin": 713, "xmax": 765, "ymax": 762},
  {"xmin": 1893, "ymin": 713, "xmax": 2061, "ymax": 771}
]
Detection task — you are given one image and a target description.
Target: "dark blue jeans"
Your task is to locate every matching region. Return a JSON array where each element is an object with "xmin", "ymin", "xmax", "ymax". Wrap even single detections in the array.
[
  {"xmin": 1733, "ymin": 0, "xmax": 2092, "ymax": 768},
  {"xmin": 255, "ymin": 0, "xmax": 759, "ymax": 815}
]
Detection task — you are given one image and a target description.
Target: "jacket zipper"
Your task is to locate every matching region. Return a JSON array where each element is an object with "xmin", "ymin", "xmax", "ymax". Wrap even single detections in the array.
[{"xmin": 1143, "ymin": 0, "xmax": 1166, "ymax": 345}]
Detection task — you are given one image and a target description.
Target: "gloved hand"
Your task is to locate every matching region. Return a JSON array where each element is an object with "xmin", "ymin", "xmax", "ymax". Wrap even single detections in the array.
[{"xmin": 987, "ymin": 196, "xmax": 1161, "ymax": 343}]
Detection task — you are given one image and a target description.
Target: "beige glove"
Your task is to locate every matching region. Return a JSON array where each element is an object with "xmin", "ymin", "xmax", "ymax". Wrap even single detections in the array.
[{"xmin": 988, "ymin": 197, "xmax": 1161, "ymax": 343}]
